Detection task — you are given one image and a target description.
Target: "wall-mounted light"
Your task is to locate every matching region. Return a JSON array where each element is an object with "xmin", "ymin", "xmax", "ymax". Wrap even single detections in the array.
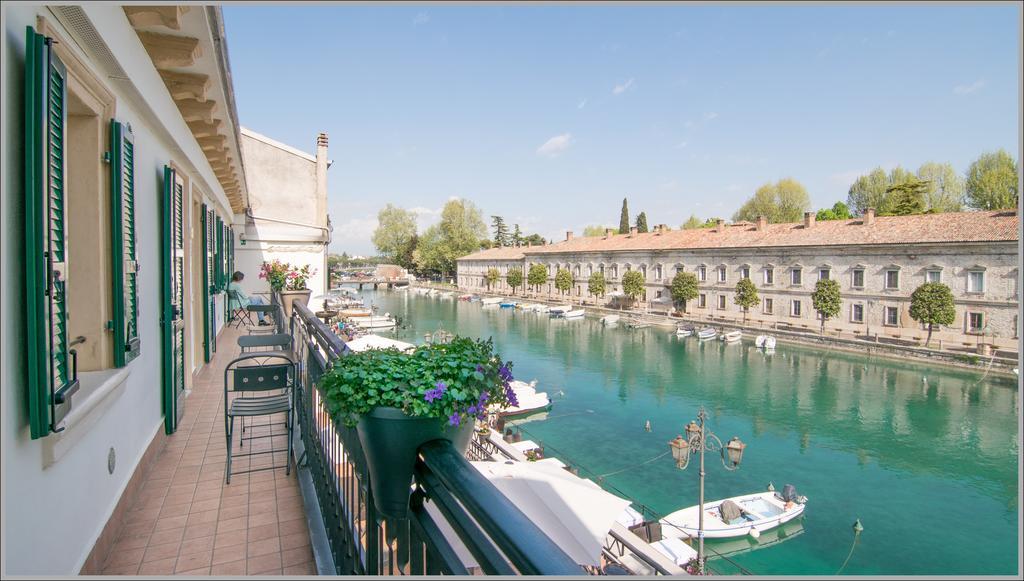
[{"xmin": 239, "ymin": 232, "xmax": 247, "ymax": 246}]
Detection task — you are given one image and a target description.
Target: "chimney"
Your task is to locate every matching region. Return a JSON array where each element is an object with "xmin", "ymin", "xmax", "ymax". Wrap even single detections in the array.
[
  {"xmin": 566, "ymin": 231, "xmax": 574, "ymax": 241},
  {"xmin": 315, "ymin": 132, "xmax": 329, "ymax": 224},
  {"xmin": 803, "ymin": 211, "xmax": 815, "ymax": 229},
  {"xmin": 864, "ymin": 207, "xmax": 875, "ymax": 226},
  {"xmin": 655, "ymin": 224, "xmax": 663, "ymax": 235},
  {"xmin": 716, "ymin": 218, "xmax": 726, "ymax": 232},
  {"xmin": 605, "ymin": 228, "xmax": 615, "ymax": 239},
  {"xmin": 629, "ymin": 226, "xmax": 638, "ymax": 237},
  {"xmin": 756, "ymin": 215, "xmax": 767, "ymax": 231}
]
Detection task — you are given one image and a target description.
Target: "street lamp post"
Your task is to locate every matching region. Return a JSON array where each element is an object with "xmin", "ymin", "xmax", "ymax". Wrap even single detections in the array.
[{"xmin": 668, "ymin": 406, "xmax": 746, "ymax": 575}]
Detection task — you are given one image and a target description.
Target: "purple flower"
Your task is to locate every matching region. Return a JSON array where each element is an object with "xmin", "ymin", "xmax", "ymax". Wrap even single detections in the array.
[
  {"xmin": 478, "ymin": 391, "xmax": 490, "ymax": 404},
  {"xmin": 449, "ymin": 413, "xmax": 461, "ymax": 426},
  {"xmin": 498, "ymin": 364, "xmax": 514, "ymax": 382},
  {"xmin": 467, "ymin": 404, "xmax": 479, "ymax": 415},
  {"xmin": 475, "ymin": 364, "xmax": 485, "ymax": 374},
  {"xmin": 504, "ymin": 384, "xmax": 519, "ymax": 408},
  {"xmin": 435, "ymin": 380, "xmax": 447, "ymax": 391}
]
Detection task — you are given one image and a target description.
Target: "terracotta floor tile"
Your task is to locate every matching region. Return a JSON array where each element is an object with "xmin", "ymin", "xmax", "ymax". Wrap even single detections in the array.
[
  {"xmin": 247, "ymin": 509, "xmax": 278, "ymax": 528},
  {"xmin": 214, "ymin": 531, "xmax": 248, "ymax": 549},
  {"xmin": 210, "ymin": 558, "xmax": 247, "ymax": 575},
  {"xmin": 246, "ymin": 536, "xmax": 280, "ymax": 558},
  {"xmin": 185, "ymin": 509, "xmax": 219, "ymax": 526},
  {"xmin": 142, "ymin": 540, "xmax": 181, "ymax": 563},
  {"xmin": 246, "ymin": 552, "xmax": 282, "ymax": 573},
  {"xmin": 182, "ymin": 521, "xmax": 218, "ymax": 540},
  {"xmin": 212, "ymin": 542, "xmax": 248, "ymax": 565},
  {"xmin": 176, "ymin": 566, "xmax": 211, "ymax": 575},
  {"xmin": 148, "ymin": 527, "xmax": 185, "ymax": 547},
  {"xmin": 278, "ymin": 518, "xmax": 307, "ymax": 536},
  {"xmin": 154, "ymin": 514, "xmax": 188, "ymax": 532},
  {"xmin": 105, "ymin": 546, "xmax": 145, "ymax": 569},
  {"xmin": 216, "ymin": 515, "xmax": 248, "ymax": 533},
  {"xmin": 111, "ymin": 532, "xmax": 151, "ymax": 551},
  {"xmin": 279, "ymin": 531, "xmax": 310, "ymax": 551},
  {"xmin": 247, "ymin": 523, "xmax": 279, "ymax": 544},
  {"xmin": 218, "ymin": 503, "xmax": 248, "ymax": 521},
  {"xmin": 137, "ymin": 556, "xmax": 177, "ymax": 575},
  {"xmin": 281, "ymin": 546, "xmax": 313, "ymax": 567},
  {"xmin": 283, "ymin": 561, "xmax": 317, "ymax": 575},
  {"xmin": 174, "ymin": 550, "xmax": 213, "ymax": 572},
  {"xmin": 179, "ymin": 537, "xmax": 215, "ymax": 558},
  {"xmin": 188, "ymin": 497, "xmax": 221, "ymax": 514}
]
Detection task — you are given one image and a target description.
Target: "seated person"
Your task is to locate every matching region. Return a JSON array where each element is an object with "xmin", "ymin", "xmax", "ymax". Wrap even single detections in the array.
[{"xmin": 227, "ymin": 271, "xmax": 270, "ymax": 325}]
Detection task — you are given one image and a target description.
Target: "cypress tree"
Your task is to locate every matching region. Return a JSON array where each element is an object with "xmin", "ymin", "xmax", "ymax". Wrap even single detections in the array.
[
  {"xmin": 619, "ymin": 198, "xmax": 630, "ymax": 234},
  {"xmin": 636, "ymin": 211, "xmax": 649, "ymax": 233}
]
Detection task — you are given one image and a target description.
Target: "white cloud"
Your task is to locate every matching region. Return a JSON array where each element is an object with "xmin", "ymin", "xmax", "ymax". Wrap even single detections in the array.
[
  {"xmin": 612, "ymin": 78, "xmax": 635, "ymax": 95},
  {"xmin": 331, "ymin": 215, "xmax": 378, "ymax": 247},
  {"xmin": 413, "ymin": 12, "xmax": 430, "ymax": 26},
  {"xmin": 953, "ymin": 79, "xmax": 986, "ymax": 95},
  {"xmin": 703, "ymin": 111, "xmax": 719, "ymax": 121},
  {"xmin": 578, "ymin": 98, "xmax": 587, "ymax": 109},
  {"xmin": 536, "ymin": 133, "xmax": 573, "ymax": 158}
]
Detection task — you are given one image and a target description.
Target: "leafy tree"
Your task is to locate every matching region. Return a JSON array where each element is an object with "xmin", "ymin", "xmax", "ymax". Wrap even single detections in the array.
[
  {"xmin": 816, "ymin": 201, "xmax": 852, "ymax": 221},
  {"xmin": 619, "ymin": 198, "xmax": 630, "ymax": 234},
  {"xmin": 583, "ymin": 225, "xmax": 609, "ymax": 237},
  {"xmin": 621, "ymin": 270, "xmax": 645, "ymax": 306},
  {"xmin": 527, "ymin": 263, "xmax": 548, "ymax": 292},
  {"xmin": 555, "ymin": 268, "xmax": 573, "ymax": 296},
  {"xmin": 811, "ymin": 279, "xmax": 842, "ymax": 335},
  {"xmin": 670, "ymin": 271, "xmax": 699, "ymax": 312},
  {"xmin": 733, "ymin": 278, "xmax": 759, "ymax": 323},
  {"xmin": 846, "ymin": 166, "xmax": 918, "ymax": 215},
  {"xmin": 965, "ymin": 150, "xmax": 1019, "ymax": 210},
  {"xmin": 682, "ymin": 215, "xmax": 704, "ymax": 230},
  {"xmin": 491, "ymin": 215, "xmax": 509, "ymax": 247},
  {"xmin": 485, "ymin": 267, "xmax": 499, "ymax": 290},
  {"xmin": 524, "ymin": 233, "xmax": 546, "ymax": 246},
  {"xmin": 479, "ymin": 238, "xmax": 495, "ymax": 250},
  {"xmin": 398, "ymin": 234, "xmax": 418, "ymax": 271},
  {"xmin": 412, "ymin": 199, "xmax": 487, "ymax": 279},
  {"xmin": 635, "ymin": 212, "xmax": 649, "ymax": 233},
  {"xmin": 881, "ymin": 179, "xmax": 928, "ymax": 216},
  {"xmin": 511, "ymin": 224, "xmax": 524, "ymax": 247},
  {"xmin": 916, "ymin": 162, "xmax": 964, "ymax": 212},
  {"xmin": 909, "ymin": 282, "xmax": 956, "ymax": 346},
  {"xmin": 372, "ymin": 204, "xmax": 418, "ymax": 267},
  {"xmin": 506, "ymin": 267, "xmax": 523, "ymax": 294},
  {"xmin": 587, "ymin": 270, "xmax": 606, "ymax": 298},
  {"xmin": 413, "ymin": 224, "xmax": 446, "ymax": 277},
  {"xmin": 733, "ymin": 178, "xmax": 810, "ymax": 223}
]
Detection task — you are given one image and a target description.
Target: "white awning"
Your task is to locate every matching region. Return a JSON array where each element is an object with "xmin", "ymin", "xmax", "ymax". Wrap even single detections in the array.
[{"xmin": 470, "ymin": 460, "xmax": 633, "ymax": 567}]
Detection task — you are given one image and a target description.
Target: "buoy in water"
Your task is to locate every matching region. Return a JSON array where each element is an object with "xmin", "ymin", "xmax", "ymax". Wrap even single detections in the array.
[
  {"xmin": 749, "ymin": 528, "xmax": 761, "ymax": 539},
  {"xmin": 644, "ymin": 420, "xmax": 652, "ymax": 432}
]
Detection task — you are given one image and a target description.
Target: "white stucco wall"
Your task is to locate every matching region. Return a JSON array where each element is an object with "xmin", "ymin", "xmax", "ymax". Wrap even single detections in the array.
[{"xmin": 2, "ymin": 5, "xmax": 234, "ymax": 574}]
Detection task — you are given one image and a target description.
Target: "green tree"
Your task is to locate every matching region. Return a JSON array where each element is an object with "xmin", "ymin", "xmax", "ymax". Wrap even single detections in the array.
[
  {"xmin": 619, "ymin": 198, "xmax": 630, "ymax": 234},
  {"xmin": 485, "ymin": 267, "xmax": 499, "ymax": 290},
  {"xmin": 733, "ymin": 178, "xmax": 810, "ymax": 223},
  {"xmin": 635, "ymin": 211, "xmax": 649, "ymax": 233},
  {"xmin": 670, "ymin": 271, "xmax": 699, "ymax": 312},
  {"xmin": 681, "ymin": 215, "xmax": 704, "ymax": 230},
  {"xmin": 816, "ymin": 201, "xmax": 852, "ymax": 221},
  {"xmin": 909, "ymin": 282, "xmax": 956, "ymax": 346},
  {"xmin": 965, "ymin": 150, "xmax": 1019, "ymax": 210},
  {"xmin": 811, "ymin": 279, "xmax": 842, "ymax": 334},
  {"xmin": 847, "ymin": 167, "xmax": 918, "ymax": 215},
  {"xmin": 398, "ymin": 234, "xmax": 418, "ymax": 271},
  {"xmin": 733, "ymin": 278, "xmax": 759, "ymax": 323},
  {"xmin": 881, "ymin": 179, "xmax": 928, "ymax": 216},
  {"xmin": 479, "ymin": 238, "xmax": 495, "ymax": 250},
  {"xmin": 506, "ymin": 267, "xmax": 523, "ymax": 295},
  {"xmin": 587, "ymin": 270, "xmax": 606, "ymax": 298},
  {"xmin": 491, "ymin": 215, "xmax": 509, "ymax": 247},
  {"xmin": 524, "ymin": 233, "xmax": 546, "ymax": 246},
  {"xmin": 527, "ymin": 263, "xmax": 548, "ymax": 292},
  {"xmin": 555, "ymin": 268, "xmax": 573, "ymax": 297},
  {"xmin": 413, "ymin": 224, "xmax": 446, "ymax": 277},
  {"xmin": 511, "ymin": 224, "xmax": 524, "ymax": 247},
  {"xmin": 916, "ymin": 162, "xmax": 964, "ymax": 212},
  {"xmin": 621, "ymin": 270, "xmax": 645, "ymax": 307},
  {"xmin": 372, "ymin": 204, "xmax": 418, "ymax": 267},
  {"xmin": 583, "ymin": 225, "xmax": 608, "ymax": 237},
  {"xmin": 413, "ymin": 199, "xmax": 487, "ymax": 279}
]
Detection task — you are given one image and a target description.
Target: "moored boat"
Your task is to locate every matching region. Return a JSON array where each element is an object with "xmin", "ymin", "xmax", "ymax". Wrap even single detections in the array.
[
  {"xmin": 601, "ymin": 314, "xmax": 620, "ymax": 325},
  {"xmin": 697, "ymin": 327, "xmax": 717, "ymax": 341},
  {"xmin": 659, "ymin": 486, "xmax": 807, "ymax": 540},
  {"xmin": 481, "ymin": 297, "xmax": 502, "ymax": 305},
  {"xmin": 351, "ymin": 315, "xmax": 397, "ymax": 329},
  {"xmin": 676, "ymin": 324, "xmax": 694, "ymax": 337},
  {"xmin": 491, "ymin": 379, "xmax": 552, "ymax": 417},
  {"xmin": 720, "ymin": 330, "xmax": 742, "ymax": 343},
  {"xmin": 499, "ymin": 300, "xmax": 518, "ymax": 308},
  {"xmin": 563, "ymin": 309, "xmax": 585, "ymax": 319},
  {"xmin": 548, "ymin": 305, "xmax": 573, "ymax": 317},
  {"xmin": 755, "ymin": 335, "xmax": 777, "ymax": 350}
]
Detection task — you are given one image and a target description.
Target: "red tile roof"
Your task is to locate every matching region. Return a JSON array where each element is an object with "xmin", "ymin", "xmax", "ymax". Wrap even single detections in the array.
[{"xmin": 457, "ymin": 246, "xmax": 527, "ymax": 261}]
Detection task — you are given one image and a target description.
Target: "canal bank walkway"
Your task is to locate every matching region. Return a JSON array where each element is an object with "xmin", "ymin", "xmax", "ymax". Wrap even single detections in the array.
[{"xmin": 410, "ymin": 283, "xmax": 1017, "ymax": 377}]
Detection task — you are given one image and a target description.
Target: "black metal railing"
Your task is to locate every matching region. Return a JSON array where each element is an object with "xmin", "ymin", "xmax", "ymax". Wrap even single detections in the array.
[{"xmin": 278, "ymin": 294, "xmax": 584, "ymax": 575}]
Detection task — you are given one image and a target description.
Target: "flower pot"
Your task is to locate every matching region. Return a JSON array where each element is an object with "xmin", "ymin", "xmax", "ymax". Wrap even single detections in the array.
[
  {"xmin": 356, "ymin": 407, "xmax": 474, "ymax": 519},
  {"xmin": 279, "ymin": 289, "xmax": 312, "ymax": 320}
]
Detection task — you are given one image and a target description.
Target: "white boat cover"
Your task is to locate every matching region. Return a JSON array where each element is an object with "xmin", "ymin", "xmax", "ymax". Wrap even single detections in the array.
[
  {"xmin": 616, "ymin": 505, "xmax": 646, "ymax": 528},
  {"xmin": 470, "ymin": 460, "xmax": 633, "ymax": 567},
  {"xmin": 344, "ymin": 335, "xmax": 415, "ymax": 353},
  {"xmin": 649, "ymin": 537, "xmax": 698, "ymax": 565}
]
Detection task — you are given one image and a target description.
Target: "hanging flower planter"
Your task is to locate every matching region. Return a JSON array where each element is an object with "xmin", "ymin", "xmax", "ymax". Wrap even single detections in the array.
[
  {"xmin": 320, "ymin": 337, "xmax": 518, "ymax": 519},
  {"xmin": 260, "ymin": 259, "xmax": 316, "ymax": 319}
]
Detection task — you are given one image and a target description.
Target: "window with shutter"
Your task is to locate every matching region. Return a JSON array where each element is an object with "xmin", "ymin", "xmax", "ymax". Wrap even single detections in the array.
[
  {"xmin": 214, "ymin": 215, "xmax": 224, "ymax": 290},
  {"xmin": 111, "ymin": 120, "xmax": 140, "ymax": 366},
  {"xmin": 201, "ymin": 204, "xmax": 212, "ymax": 362},
  {"xmin": 24, "ymin": 26, "xmax": 77, "ymax": 438}
]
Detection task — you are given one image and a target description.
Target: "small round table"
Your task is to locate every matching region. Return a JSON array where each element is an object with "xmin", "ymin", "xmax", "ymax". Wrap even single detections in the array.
[{"xmin": 315, "ymin": 310, "xmax": 338, "ymax": 325}]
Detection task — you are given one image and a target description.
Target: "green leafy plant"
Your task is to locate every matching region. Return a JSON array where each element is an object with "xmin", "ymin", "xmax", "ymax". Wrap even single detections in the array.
[
  {"xmin": 555, "ymin": 267, "xmax": 573, "ymax": 296},
  {"xmin": 671, "ymin": 271, "xmax": 699, "ymax": 312},
  {"xmin": 811, "ymin": 279, "xmax": 842, "ymax": 334},
  {"xmin": 506, "ymin": 267, "xmax": 523, "ymax": 294},
  {"xmin": 733, "ymin": 277, "xmax": 759, "ymax": 323},
  {"xmin": 621, "ymin": 270, "xmax": 645, "ymax": 305},
  {"xmin": 909, "ymin": 282, "xmax": 956, "ymax": 346},
  {"xmin": 485, "ymin": 267, "xmax": 500, "ymax": 290},
  {"xmin": 527, "ymin": 263, "xmax": 548, "ymax": 292},
  {"xmin": 319, "ymin": 337, "xmax": 518, "ymax": 428},
  {"xmin": 587, "ymin": 270, "xmax": 606, "ymax": 299}
]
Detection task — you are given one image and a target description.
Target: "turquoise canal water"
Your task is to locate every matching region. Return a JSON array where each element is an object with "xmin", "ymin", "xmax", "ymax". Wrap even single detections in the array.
[{"xmin": 354, "ymin": 289, "xmax": 1019, "ymax": 575}]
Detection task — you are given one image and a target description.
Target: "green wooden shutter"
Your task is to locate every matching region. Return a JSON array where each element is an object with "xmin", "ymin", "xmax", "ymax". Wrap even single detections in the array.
[
  {"xmin": 110, "ymin": 120, "xmax": 140, "ymax": 366},
  {"xmin": 162, "ymin": 166, "xmax": 186, "ymax": 434},
  {"xmin": 24, "ymin": 26, "xmax": 76, "ymax": 439},
  {"xmin": 214, "ymin": 215, "xmax": 224, "ymax": 290},
  {"xmin": 201, "ymin": 204, "xmax": 211, "ymax": 362}
]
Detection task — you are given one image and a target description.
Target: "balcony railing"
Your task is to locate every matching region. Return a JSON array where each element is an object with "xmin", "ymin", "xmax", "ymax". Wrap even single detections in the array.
[{"xmin": 275, "ymin": 294, "xmax": 584, "ymax": 575}]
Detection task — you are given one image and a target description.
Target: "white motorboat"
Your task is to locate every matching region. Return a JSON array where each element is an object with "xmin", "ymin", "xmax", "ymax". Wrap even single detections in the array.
[
  {"xmin": 659, "ymin": 487, "xmax": 807, "ymax": 540},
  {"xmin": 563, "ymin": 309, "xmax": 585, "ymax": 319},
  {"xmin": 481, "ymin": 297, "xmax": 502, "ymax": 305},
  {"xmin": 601, "ymin": 314, "xmax": 620, "ymax": 325},
  {"xmin": 676, "ymin": 325, "xmax": 694, "ymax": 337},
  {"xmin": 697, "ymin": 327, "xmax": 717, "ymax": 341},
  {"xmin": 532, "ymin": 304, "xmax": 550, "ymax": 313},
  {"xmin": 720, "ymin": 330, "xmax": 742, "ymax": 343},
  {"xmin": 755, "ymin": 335, "xmax": 777, "ymax": 350},
  {"xmin": 491, "ymin": 380, "xmax": 551, "ymax": 417},
  {"xmin": 625, "ymin": 317, "xmax": 650, "ymax": 329},
  {"xmin": 351, "ymin": 315, "xmax": 397, "ymax": 330},
  {"xmin": 340, "ymin": 307, "xmax": 373, "ymax": 318},
  {"xmin": 548, "ymin": 305, "xmax": 573, "ymax": 317}
]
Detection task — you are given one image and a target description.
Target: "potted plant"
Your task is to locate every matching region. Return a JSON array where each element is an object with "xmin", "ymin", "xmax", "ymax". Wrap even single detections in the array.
[
  {"xmin": 260, "ymin": 259, "xmax": 316, "ymax": 319},
  {"xmin": 319, "ymin": 336, "xmax": 519, "ymax": 519}
]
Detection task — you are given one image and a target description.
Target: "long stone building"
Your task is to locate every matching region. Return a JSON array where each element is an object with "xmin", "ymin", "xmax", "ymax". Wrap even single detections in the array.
[{"xmin": 457, "ymin": 210, "xmax": 1020, "ymax": 351}]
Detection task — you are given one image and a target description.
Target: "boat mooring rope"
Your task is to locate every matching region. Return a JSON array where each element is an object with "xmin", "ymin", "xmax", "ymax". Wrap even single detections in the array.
[{"xmin": 596, "ymin": 450, "xmax": 671, "ymax": 480}]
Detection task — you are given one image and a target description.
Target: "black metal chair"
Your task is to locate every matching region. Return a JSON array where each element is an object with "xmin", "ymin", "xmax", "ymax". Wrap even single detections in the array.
[
  {"xmin": 223, "ymin": 352, "xmax": 295, "ymax": 484},
  {"xmin": 246, "ymin": 303, "xmax": 279, "ymax": 334},
  {"xmin": 227, "ymin": 288, "xmax": 255, "ymax": 328}
]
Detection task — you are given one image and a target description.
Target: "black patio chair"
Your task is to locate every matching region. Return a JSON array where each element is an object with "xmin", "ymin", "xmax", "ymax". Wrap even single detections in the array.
[{"xmin": 223, "ymin": 352, "xmax": 295, "ymax": 484}]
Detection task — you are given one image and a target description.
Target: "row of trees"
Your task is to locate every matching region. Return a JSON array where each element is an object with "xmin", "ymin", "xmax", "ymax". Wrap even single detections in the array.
[
  {"xmin": 489, "ymin": 215, "xmax": 545, "ymax": 247},
  {"xmin": 582, "ymin": 198, "xmax": 658, "ymax": 237}
]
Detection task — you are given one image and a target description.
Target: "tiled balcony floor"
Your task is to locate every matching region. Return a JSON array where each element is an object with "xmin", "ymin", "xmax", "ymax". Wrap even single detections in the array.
[{"xmin": 101, "ymin": 325, "xmax": 316, "ymax": 575}]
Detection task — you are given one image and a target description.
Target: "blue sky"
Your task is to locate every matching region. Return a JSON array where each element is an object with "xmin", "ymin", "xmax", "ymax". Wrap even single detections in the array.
[{"xmin": 223, "ymin": 3, "xmax": 1020, "ymax": 255}]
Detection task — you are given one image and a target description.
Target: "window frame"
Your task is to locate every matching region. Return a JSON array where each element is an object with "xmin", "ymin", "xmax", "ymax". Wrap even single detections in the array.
[
  {"xmin": 718, "ymin": 266, "xmax": 727, "ymax": 283},
  {"xmin": 884, "ymin": 306, "xmax": 899, "ymax": 326},
  {"xmin": 851, "ymin": 303, "xmax": 864, "ymax": 323},
  {"xmin": 698, "ymin": 265, "xmax": 707, "ymax": 282},
  {"xmin": 763, "ymin": 267, "xmax": 774, "ymax": 286},
  {"xmin": 884, "ymin": 268, "xmax": 900, "ymax": 290},
  {"xmin": 717, "ymin": 294, "xmax": 727, "ymax": 310},
  {"xmin": 791, "ymin": 299, "xmax": 802, "ymax": 317},
  {"xmin": 698, "ymin": 293, "xmax": 707, "ymax": 308},
  {"xmin": 763, "ymin": 297, "xmax": 774, "ymax": 314},
  {"xmin": 791, "ymin": 268, "xmax": 802, "ymax": 286},
  {"xmin": 852, "ymin": 267, "xmax": 865, "ymax": 289},
  {"xmin": 967, "ymin": 269, "xmax": 985, "ymax": 294},
  {"xmin": 967, "ymin": 312, "xmax": 985, "ymax": 334}
]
